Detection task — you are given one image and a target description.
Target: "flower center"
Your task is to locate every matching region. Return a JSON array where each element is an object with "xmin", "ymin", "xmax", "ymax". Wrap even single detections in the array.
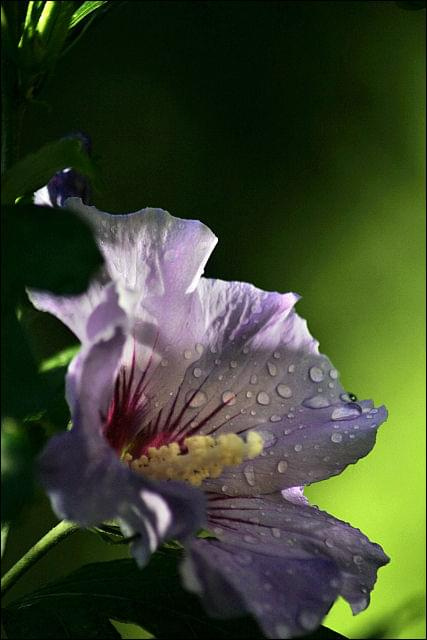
[{"xmin": 123, "ymin": 432, "xmax": 263, "ymax": 486}]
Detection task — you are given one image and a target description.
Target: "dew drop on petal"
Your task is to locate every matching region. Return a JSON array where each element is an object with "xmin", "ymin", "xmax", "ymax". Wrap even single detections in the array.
[
  {"xmin": 243, "ymin": 534, "xmax": 257, "ymax": 544},
  {"xmin": 288, "ymin": 364, "xmax": 295, "ymax": 373},
  {"xmin": 294, "ymin": 443, "xmax": 303, "ymax": 452},
  {"xmin": 161, "ymin": 359, "xmax": 168, "ymax": 367},
  {"xmin": 250, "ymin": 374, "xmax": 258, "ymax": 384},
  {"xmin": 331, "ymin": 432, "xmax": 343, "ymax": 443},
  {"xmin": 277, "ymin": 460, "xmax": 288, "ymax": 473},
  {"xmin": 183, "ymin": 349, "xmax": 192, "ymax": 360},
  {"xmin": 243, "ymin": 463, "xmax": 256, "ymax": 486},
  {"xmin": 188, "ymin": 390, "xmax": 208, "ymax": 408},
  {"xmin": 331, "ymin": 404, "xmax": 362, "ymax": 421},
  {"xmin": 329, "ymin": 368, "xmax": 339, "ymax": 379},
  {"xmin": 353, "ymin": 554, "xmax": 364, "ymax": 565},
  {"xmin": 324, "ymin": 538, "xmax": 334, "ymax": 548},
  {"xmin": 271, "ymin": 527, "xmax": 281, "ymax": 538},
  {"xmin": 257, "ymin": 430, "xmax": 277, "ymax": 448},
  {"xmin": 267, "ymin": 361, "xmax": 277, "ymax": 376},
  {"xmin": 246, "ymin": 390, "xmax": 253, "ymax": 398},
  {"xmin": 270, "ymin": 414, "xmax": 282, "ymax": 422},
  {"xmin": 257, "ymin": 391, "xmax": 270, "ymax": 405},
  {"xmin": 298, "ymin": 611, "xmax": 319, "ymax": 632},
  {"xmin": 236, "ymin": 552, "xmax": 252, "ymax": 565},
  {"xmin": 195, "ymin": 343, "xmax": 204, "ymax": 355},
  {"xmin": 309, "ymin": 366, "xmax": 324, "ymax": 382},
  {"xmin": 222, "ymin": 391, "xmax": 236, "ymax": 405},
  {"xmin": 230, "ymin": 360, "xmax": 238, "ymax": 369},
  {"xmin": 193, "ymin": 367, "xmax": 202, "ymax": 378},
  {"xmin": 277, "ymin": 384, "xmax": 292, "ymax": 398},
  {"xmin": 303, "ymin": 395, "xmax": 330, "ymax": 409},
  {"xmin": 273, "ymin": 351, "xmax": 281, "ymax": 359}
]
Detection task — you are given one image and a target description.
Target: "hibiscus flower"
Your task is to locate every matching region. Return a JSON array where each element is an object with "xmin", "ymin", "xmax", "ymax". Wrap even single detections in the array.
[{"xmin": 28, "ymin": 196, "xmax": 388, "ymax": 638}]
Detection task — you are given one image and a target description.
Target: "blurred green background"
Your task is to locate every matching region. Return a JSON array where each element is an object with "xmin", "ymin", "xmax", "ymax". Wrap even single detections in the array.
[{"xmin": 4, "ymin": 2, "xmax": 425, "ymax": 638}]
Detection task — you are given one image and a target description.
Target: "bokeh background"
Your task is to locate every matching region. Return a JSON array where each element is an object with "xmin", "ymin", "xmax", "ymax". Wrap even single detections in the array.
[{"xmin": 4, "ymin": 2, "xmax": 425, "ymax": 638}]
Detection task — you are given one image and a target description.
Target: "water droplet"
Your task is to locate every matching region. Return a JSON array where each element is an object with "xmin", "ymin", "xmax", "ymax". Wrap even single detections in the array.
[
  {"xmin": 277, "ymin": 460, "xmax": 288, "ymax": 473},
  {"xmin": 298, "ymin": 610, "xmax": 319, "ymax": 632},
  {"xmin": 250, "ymin": 409, "xmax": 257, "ymax": 416},
  {"xmin": 267, "ymin": 361, "xmax": 277, "ymax": 376},
  {"xmin": 195, "ymin": 343, "xmax": 204, "ymax": 355},
  {"xmin": 353, "ymin": 554, "xmax": 364, "ymax": 565},
  {"xmin": 193, "ymin": 367, "xmax": 202, "ymax": 378},
  {"xmin": 331, "ymin": 404, "xmax": 362, "ymax": 421},
  {"xmin": 309, "ymin": 366, "xmax": 324, "ymax": 382},
  {"xmin": 340, "ymin": 391, "xmax": 358, "ymax": 403},
  {"xmin": 331, "ymin": 432, "xmax": 343, "ymax": 443},
  {"xmin": 161, "ymin": 359, "xmax": 168, "ymax": 367},
  {"xmin": 236, "ymin": 552, "xmax": 252, "ymax": 565},
  {"xmin": 230, "ymin": 360, "xmax": 238, "ymax": 369},
  {"xmin": 287, "ymin": 412, "xmax": 295, "ymax": 419},
  {"xmin": 221, "ymin": 485, "xmax": 228, "ymax": 492},
  {"xmin": 288, "ymin": 364, "xmax": 295, "ymax": 373},
  {"xmin": 215, "ymin": 358, "xmax": 221, "ymax": 366},
  {"xmin": 303, "ymin": 395, "xmax": 330, "ymax": 409},
  {"xmin": 324, "ymin": 538, "xmax": 334, "ymax": 548},
  {"xmin": 328, "ymin": 382, "xmax": 334, "ymax": 389},
  {"xmin": 257, "ymin": 430, "xmax": 277, "ymax": 448},
  {"xmin": 222, "ymin": 391, "xmax": 236, "ymax": 405},
  {"xmin": 243, "ymin": 463, "xmax": 256, "ymax": 486},
  {"xmin": 272, "ymin": 527, "xmax": 281, "ymax": 538},
  {"xmin": 294, "ymin": 443, "xmax": 303, "ymax": 452},
  {"xmin": 270, "ymin": 414, "xmax": 282, "ymax": 422},
  {"xmin": 329, "ymin": 368, "xmax": 339, "ymax": 379},
  {"xmin": 250, "ymin": 374, "xmax": 258, "ymax": 384},
  {"xmin": 246, "ymin": 390, "xmax": 253, "ymax": 398},
  {"xmin": 187, "ymin": 390, "xmax": 208, "ymax": 408},
  {"xmin": 183, "ymin": 349, "xmax": 192, "ymax": 360},
  {"xmin": 277, "ymin": 384, "xmax": 292, "ymax": 398},
  {"xmin": 257, "ymin": 391, "xmax": 270, "ymax": 405},
  {"xmin": 243, "ymin": 534, "xmax": 257, "ymax": 544}
]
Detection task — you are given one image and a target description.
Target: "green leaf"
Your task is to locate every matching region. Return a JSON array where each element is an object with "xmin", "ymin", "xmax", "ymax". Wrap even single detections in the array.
[
  {"xmin": 1, "ymin": 522, "xmax": 10, "ymax": 558},
  {"xmin": 69, "ymin": 1, "xmax": 109, "ymax": 29},
  {"xmin": 1, "ymin": 138, "xmax": 97, "ymax": 205},
  {"xmin": 2, "ymin": 203, "xmax": 103, "ymax": 297},
  {"xmin": 2, "ymin": 550, "xmax": 347, "ymax": 639},
  {"xmin": 39, "ymin": 344, "xmax": 80, "ymax": 372}
]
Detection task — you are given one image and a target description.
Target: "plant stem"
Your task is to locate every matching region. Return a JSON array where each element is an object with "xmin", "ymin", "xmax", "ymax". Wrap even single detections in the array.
[{"xmin": 1, "ymin": 520, "xmax": 79, "ymax": 598}]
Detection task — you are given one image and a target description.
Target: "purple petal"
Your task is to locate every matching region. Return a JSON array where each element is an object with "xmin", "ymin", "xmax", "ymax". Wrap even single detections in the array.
[
  {"xmin": 65, "ymin": 198, "xmax": 218, "ymax": 295},
  {"xmin": 39, "ymin": 302, "xmax": 205, "ymax": 566},
  {"xmin": 182, "ymin": 491, "xmax": 388, "ymax": 637},
  {"xmin": 185, "ymin": 538, "xmax": 340, "ymax": 639},
  {"xmin": 203, "ymin": 401, "xmax": 388, "ymax": 496}
]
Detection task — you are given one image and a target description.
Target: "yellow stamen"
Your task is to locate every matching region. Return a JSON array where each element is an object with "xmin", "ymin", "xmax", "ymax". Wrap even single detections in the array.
[{"xmin": 125, "ymin": 432, "xmax": 263, "ymax": 486}]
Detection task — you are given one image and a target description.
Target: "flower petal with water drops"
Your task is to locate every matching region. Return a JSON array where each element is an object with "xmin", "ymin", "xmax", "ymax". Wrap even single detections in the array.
[{"xmin": 183, "ymin": 491, "xmax": 388, "ymax": 638}]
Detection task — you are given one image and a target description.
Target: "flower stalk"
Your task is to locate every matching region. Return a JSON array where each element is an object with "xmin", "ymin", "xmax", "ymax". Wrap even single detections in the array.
[{"xmin": 1, "ymin": 520, "xmax": 79, "ymax": 598}]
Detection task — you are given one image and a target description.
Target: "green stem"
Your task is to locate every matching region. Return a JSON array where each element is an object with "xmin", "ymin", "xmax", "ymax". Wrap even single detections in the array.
[{"xmin": 1, "ymin": 520, "xmax": 79, "ymax": 598}]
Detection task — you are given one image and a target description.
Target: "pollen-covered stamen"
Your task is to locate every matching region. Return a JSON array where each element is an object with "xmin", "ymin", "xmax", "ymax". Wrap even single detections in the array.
[{"xmin": 124, "ymin": 432, "xmax": 264, "ymax": 487}]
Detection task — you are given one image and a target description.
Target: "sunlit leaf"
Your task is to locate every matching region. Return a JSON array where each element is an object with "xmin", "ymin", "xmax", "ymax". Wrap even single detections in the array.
[{"xmin": 69, "ymin": 1, "xmax": 109, "ymax": 29}]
